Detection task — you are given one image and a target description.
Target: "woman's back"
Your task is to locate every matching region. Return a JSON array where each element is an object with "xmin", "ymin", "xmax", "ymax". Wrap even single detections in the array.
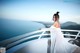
[{"xmin": 53, "ymin": 21, "xmax": 60, "ymax": 28}]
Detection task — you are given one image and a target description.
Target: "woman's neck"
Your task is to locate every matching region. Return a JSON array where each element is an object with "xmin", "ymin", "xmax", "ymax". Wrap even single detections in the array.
[{"xmin": 54, "ymin": 20, "xmax": 59, "ymax": 22}]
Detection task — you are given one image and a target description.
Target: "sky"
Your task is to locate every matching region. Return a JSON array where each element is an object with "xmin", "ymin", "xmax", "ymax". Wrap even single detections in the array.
[{"xmin": 1, "ymin": 0, "xmax": 80, "ymax": 24}]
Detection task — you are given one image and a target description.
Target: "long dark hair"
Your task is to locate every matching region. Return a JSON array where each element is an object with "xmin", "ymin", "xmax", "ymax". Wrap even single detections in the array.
[{"xmin": 53, "ymin": 12, "xmax": 59, "ymax": 21}]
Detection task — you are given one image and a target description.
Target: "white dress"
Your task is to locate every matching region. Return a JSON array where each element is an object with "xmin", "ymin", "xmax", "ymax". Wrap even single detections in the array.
[{"xmin": 50, "ymin": 26, "xmax": 78, "ymax": 53}]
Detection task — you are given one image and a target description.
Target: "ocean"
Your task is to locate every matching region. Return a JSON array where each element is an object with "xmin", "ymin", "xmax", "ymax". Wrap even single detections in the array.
[{"xmin": 0, "ymin": 19, "xmax": 45, "ymax": 41}]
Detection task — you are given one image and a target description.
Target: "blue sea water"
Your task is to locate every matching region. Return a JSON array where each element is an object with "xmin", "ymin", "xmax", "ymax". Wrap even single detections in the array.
[{"xmin": 0, "ymin": 19, "xmax": 45, "ymax": 41}]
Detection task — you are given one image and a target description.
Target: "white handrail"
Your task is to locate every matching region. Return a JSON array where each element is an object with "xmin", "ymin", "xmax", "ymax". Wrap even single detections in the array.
[
  {"xmin": 7, "ymin": 34, "xmax": 48, "ymax": 48},
  {"xmin": 41, "ymin": 28, "xmax": 80, "ymax": 32},
  {"xmin": 0, "ymin": 28, "xmax": 80, "ymax": 49},
  {"xmin": 0, "ymin": 30, "xmax": 43, "ymax": 44},
  {"xmin": 38, "ymin": 28, "xmax": 80, "ymax": 39}
]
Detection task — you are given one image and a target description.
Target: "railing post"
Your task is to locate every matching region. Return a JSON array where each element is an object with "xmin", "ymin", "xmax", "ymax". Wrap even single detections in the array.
[
  {"xmin": 75, "ymin": 31, "xmax": 80, "ymax": 39},
  {"xmin": 38, "ymin": 30, "xmax": 45, "ymax": 39}
]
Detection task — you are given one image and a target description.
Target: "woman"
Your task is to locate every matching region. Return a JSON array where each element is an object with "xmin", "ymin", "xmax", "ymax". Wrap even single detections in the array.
[
  {"xmin": 52, "ymin": 12, "xmax": 60, "ymax": 28},
  {"xmin": 50, "ymin": 12, "xmax": 78, "ymax": 53}
]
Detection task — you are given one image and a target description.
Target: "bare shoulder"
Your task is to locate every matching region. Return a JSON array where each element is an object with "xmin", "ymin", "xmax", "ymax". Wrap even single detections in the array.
[{"xmin": 53, "ymin": 21, "xmax": 60, "ymax": 28}]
